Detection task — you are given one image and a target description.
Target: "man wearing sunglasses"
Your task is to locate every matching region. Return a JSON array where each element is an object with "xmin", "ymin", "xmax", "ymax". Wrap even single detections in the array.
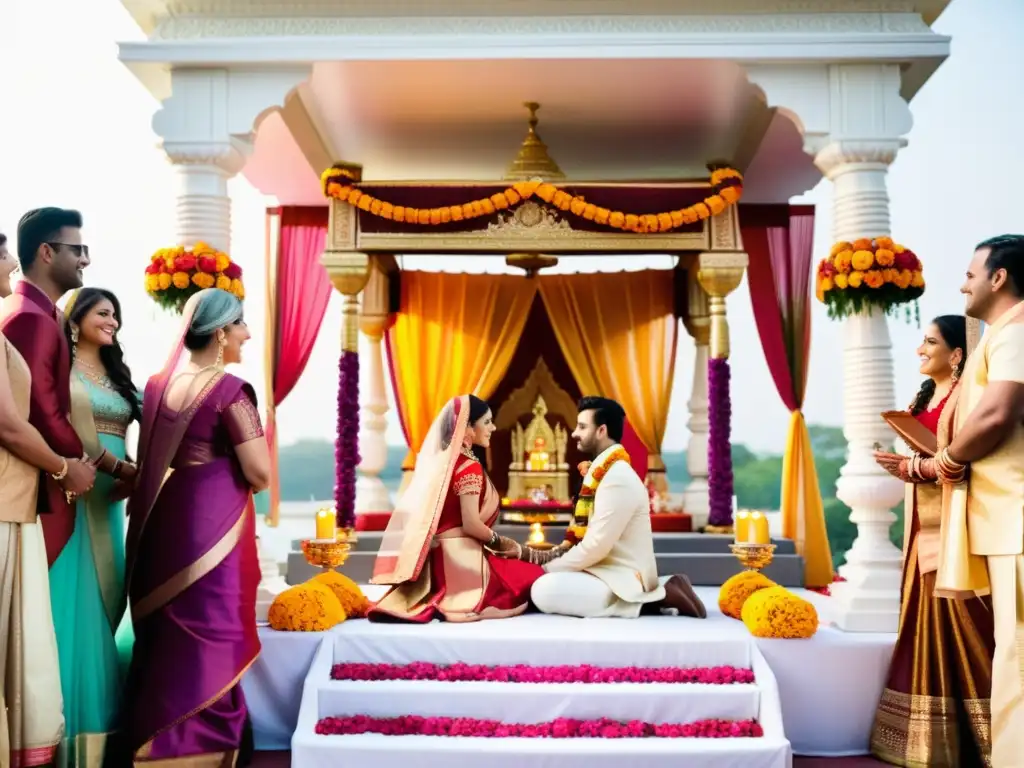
[{"xmin": 0, "ymin": 208, "xmax": 95, "ymax": 570}]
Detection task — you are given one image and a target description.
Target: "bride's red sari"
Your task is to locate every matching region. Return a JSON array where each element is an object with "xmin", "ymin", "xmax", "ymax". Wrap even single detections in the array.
[{"xmin": 369, "ymin": 395, "xmax": 543, "ymax": 623}]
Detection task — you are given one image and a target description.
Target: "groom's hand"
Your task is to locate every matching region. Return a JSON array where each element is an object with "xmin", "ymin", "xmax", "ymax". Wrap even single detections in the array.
[{"xmin": 61, "ymin": 459, "xmax": 96, "ymax": 496}]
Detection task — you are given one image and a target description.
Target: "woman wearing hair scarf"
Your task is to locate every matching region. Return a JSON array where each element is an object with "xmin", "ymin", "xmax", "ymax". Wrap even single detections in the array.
[{"xmin": 120, "ymin": 288, "xmax": 269, "ymax": 766}]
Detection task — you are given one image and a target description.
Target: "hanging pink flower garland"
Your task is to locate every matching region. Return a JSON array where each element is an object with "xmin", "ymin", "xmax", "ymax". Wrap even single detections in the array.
[
  {"xmin": 335, "ymin": 351, "xmax": 360, "ymax": 529},
  {"xmin": 707, "ymin": 358, "xmax": 734, "ymax": 527},
  {"xmin": 315, "ymin": 715, "xmax": 763, "ymax": 739},
  {"xmin": 330, "ymin": 662, "xmax": 755, "ymax": 685}
]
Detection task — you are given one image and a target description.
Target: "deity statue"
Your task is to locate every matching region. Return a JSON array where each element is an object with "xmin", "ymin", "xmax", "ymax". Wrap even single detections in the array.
[{"xmin": 507, "ymin": 395, "xmax": 570, "ymax": 504}]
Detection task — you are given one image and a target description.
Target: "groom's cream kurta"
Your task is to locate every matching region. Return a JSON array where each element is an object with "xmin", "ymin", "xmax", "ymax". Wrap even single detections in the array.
[
  {"xmin": 531, "ymin": 445, "xmax": 664, "ymax": 618},
  {"xmin": 956, "ymin": 305, "xmax": 1024, "ymax": 766}
]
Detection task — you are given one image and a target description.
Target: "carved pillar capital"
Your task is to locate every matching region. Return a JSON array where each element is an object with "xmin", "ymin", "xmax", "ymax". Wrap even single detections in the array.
[
  {"xmin": 682, "ymin": 268, "xmax": 711, "ymax": 348},
  {"xmin": 322, "ymin": 251, "xmax": 369, "ymax": 353},
  {"xmin": 696, "ymin": 252, "xmax": 748, "ymax": 360},
  {"xmin": 359, "ymin": 256, "xmax": 391, "ymax": 340}
]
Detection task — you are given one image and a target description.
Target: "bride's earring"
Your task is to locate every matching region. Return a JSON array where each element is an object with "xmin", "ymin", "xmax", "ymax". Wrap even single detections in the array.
[
  {"xmin": 951, "ymin": 357, "xmax": 961, "ymax": 383},
  {"xmin": 70, "ymin": 325, "xmax": 79, "ymax": 360},
  {"xmin": 215, "ymin": 333, "xmax": 226, "ymax": 369}
]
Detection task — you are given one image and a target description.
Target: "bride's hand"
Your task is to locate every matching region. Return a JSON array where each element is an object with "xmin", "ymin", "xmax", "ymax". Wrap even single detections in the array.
[{"xmin": 873, "ymin": 451, "xmax": 913, "ymax": 482}]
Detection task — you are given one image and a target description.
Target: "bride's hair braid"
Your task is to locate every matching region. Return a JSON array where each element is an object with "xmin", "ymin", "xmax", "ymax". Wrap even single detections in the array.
[{"xmin": 909, "ymin": 378, "xmax": 936, "ymax": 416}]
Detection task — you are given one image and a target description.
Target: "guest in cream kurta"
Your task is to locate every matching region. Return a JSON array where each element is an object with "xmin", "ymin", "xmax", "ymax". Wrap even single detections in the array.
[
  {"xmin": 0, "ymin": 336, "xmax": 64, "ymax": 768},
  {"xmin": 531, "ymin": 444, "xmax": 665, "ymax": 618},
  {"xmin": 929, "ymin": 236, "xmax": 1024, "ymax": 767}
]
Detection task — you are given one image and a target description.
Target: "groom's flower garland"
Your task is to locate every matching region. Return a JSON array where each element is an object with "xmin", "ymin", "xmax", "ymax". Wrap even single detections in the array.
[
  {"xmin": 320, "ymin": 165, "xmax": 743, "ymax": 234},
  {"xmin": 565, "ymin": 448, "xmax": 631, "ymax": 545}
]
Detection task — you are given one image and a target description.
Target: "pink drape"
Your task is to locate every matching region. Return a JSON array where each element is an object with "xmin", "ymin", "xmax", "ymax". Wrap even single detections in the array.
[
  {"xmin": 266, "ymin": 206, "xmax": 332, "ymax": 520},
  {"xmin": 741, "ymin": 204, "xmax": 833, "ymax": 586},
  {"xmin": 742, "ymin": 205, "xmax": 815, "ymax": 409}
]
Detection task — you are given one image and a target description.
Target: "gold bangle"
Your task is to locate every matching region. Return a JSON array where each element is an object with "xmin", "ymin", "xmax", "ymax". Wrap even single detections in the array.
[{"xmin": 51, "ymin": 458, "xmax": 68, "ymax": 482}]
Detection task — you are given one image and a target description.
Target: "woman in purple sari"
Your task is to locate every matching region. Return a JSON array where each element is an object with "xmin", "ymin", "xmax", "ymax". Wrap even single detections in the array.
[{"xmin": 122, "ymin": 288, "xmax": 270, "ymax": 766}]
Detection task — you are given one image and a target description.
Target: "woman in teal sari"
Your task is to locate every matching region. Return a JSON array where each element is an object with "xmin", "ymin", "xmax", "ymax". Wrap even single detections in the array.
[{"xmin": 56, "ymin": 287, "xmax": 140, "ymax": 766}]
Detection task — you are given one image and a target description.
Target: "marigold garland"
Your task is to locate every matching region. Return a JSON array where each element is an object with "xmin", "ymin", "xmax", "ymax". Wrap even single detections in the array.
[
  {"xmin": 815, "ymin": 236, "xmax": 923, "ymax": 322},
  {"xmin": 565, "ymin": 447, "xmax": 630, "ymax": 544},
  {"xmin": 267, "ymin": 582, "xmax": 346, "ymax": 632},
  {"xmin": 320, "ymin": 165, "xmax": 743, "ymax": 234},
  {"xmin": 144, "ymin": 242, "xmax": 245, "ymax": 313},
  {"xmin": 718, "ymin": 571, "xmax": 777, "ymax": 620},
  {"xmin": 312, "ymin": 570, "xmax": 370, "ymax": 618},
  {"xmin": 740, "ymin": 586, "xmax": 819, "ymax": 639}
]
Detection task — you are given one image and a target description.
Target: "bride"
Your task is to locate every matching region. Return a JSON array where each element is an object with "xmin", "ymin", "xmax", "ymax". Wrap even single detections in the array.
[{"xmin": 369, "ymin": 394, "xmax": 543, "ymax": 622}]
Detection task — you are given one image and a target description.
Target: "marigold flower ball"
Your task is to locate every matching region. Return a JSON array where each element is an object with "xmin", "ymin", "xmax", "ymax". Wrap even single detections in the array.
[
  {"xmin": 851, "ymin": 249, "xmax": 875, "ymax": 272},
  {"xmin": 740, "ymin": 586, "xmax": 819, "ymax": 639},
  {"xmin": 268, "ymin": 582, "xmax": 346, "ymax": 632},
  {"xmin": 312, "ymin": 570, "xmax": 371, "ymax": 619},
  {"xmin": 718, "ymin": 571, "xmax": 776, "ymax": 619}
]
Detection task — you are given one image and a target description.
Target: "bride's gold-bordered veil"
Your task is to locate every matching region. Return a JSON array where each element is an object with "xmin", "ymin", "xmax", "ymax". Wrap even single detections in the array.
[{"xmin": 372, "ymin": 394, "xmax": 469, "ymax": 585}]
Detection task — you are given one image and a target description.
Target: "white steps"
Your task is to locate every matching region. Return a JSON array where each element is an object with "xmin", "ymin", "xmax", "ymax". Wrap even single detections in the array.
[
  {"xmin": 320, "ymin": 679, "xmax": 761, "ymax": 723},
  {"xmin": 292, "ymin": 603, "xmax": 792, "ymax": 768}
]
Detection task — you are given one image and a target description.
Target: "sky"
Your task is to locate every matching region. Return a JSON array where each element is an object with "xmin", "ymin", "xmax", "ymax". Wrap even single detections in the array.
[{"xmin": 2, "ymin": 0, "xmax": 1023, "ymax": 456}]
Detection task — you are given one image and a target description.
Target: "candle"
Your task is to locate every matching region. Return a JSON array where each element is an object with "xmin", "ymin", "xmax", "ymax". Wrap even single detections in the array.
[
  {"xmin": 749, "ymin": 511, "xmax": 771, "ymax": 545},
  {"xmin": 734, "ymin": 509, "xmax": 751, "ymax": 544},
  {"xmin": 315, "ymin": 508, "xmax": 336, "ymax": 541}
]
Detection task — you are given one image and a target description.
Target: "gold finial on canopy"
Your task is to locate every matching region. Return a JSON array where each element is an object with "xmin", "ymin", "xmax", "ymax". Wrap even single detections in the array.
[{"xmin": 504, "ymin": 102, "xmax": 565, "ymax": 182}]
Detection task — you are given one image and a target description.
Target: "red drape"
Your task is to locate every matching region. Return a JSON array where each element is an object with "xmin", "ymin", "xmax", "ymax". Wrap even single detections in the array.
[
  {"xmin": 266, "ymin": 206, "xmax": 332, "ymax": 521},
  {"xmin": 741, "ymin": 204, "xmax": 833, "ymax": 587}
]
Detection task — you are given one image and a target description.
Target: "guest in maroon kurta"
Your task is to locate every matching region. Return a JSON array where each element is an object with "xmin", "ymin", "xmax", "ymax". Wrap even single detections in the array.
[{"xmin": 0, "ymin": 208, "xmax": 93, "ymax": 566}]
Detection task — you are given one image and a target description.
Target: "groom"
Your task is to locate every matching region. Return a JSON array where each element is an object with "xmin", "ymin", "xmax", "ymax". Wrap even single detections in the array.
[{"xmin": 525, "ymin": 396, "xmax": 706, "ymax": 619}]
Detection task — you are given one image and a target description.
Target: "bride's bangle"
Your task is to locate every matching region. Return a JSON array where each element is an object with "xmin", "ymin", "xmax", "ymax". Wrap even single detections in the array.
[{"xmin": 487, "ymin": 530, "xmax": 499, "ymax": 547}]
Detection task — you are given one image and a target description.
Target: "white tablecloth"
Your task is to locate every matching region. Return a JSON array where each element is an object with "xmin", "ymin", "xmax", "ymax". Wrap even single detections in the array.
[
  {"xmin": 755, "ymin": 592, "xmax": 897, "ymax": 757},
  {"xmin": 242, "ymin": 625, "xmax": 327, "ymax": 750}
]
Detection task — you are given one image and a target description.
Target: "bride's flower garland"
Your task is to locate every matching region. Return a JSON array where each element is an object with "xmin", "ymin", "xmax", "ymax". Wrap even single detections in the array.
[
  {"xmin": 320, "ymin": 166, "xmax": 743, "ymax": 234},
  {"xmin": 565, "ymin": 448, "xmax": 630, "ymax": 545}
]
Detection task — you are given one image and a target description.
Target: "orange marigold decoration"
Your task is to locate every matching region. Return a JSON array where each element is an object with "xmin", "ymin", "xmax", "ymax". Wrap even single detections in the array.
[
  {"xmin": 815, "ymin": 236, "xmax": 923, "ymax": 322},
  {"xmin": 718, "ymin": 571, "xmax": 777, "ymax": 620},
  {"xmin": 740, "ymin": 586, "xmax": 819, "ymax": 639},
  {"xmin": 320, "ymin": 165, "xmax": 743, "ymax": 235},
  {"xmin": 312, "ymin": 571, "xmax": 370, "ymax": 619},
  {"xmin": 268, "ymin": 582, "xmax": 347, "ymax": 632},
  {"xmin": 144, "ymin": 242, "xmax": 246, "ymax": 313}
]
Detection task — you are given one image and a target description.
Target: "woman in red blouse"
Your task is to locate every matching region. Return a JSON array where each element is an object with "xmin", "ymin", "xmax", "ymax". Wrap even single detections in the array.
[
  {"xmin": 369, "ymin": 394, "xmax": 544, "ymax": 622},
  {"xmin": 870, "ymin": 315, "xmax": 994, "ymax": 766}
]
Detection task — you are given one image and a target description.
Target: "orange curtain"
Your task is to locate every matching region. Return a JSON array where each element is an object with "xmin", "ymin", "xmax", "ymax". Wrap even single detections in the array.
[
  {"xmin": 537, "ymin": 271, "xmax": 677, "ymax": 461},
  {"xmin": 388, "ymin": 272, "xmax": 538, "ymax": 465}
]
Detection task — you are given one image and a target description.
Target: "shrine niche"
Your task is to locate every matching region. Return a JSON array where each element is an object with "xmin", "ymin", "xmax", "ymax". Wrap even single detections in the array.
[
  {"xmin": 494, "ymin": 357, "xmax": 577, "ymax": 508},
  {"xmin": 508, "ymin": 395, "xmax": 569, "ymax": 503}
]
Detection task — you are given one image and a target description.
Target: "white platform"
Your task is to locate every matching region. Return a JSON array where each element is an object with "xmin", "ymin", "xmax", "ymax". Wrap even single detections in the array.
[
  {"xmin": 240, "ymin": 586, "xmax": 896, "ymax": 761},
  {"xmin": 293, "ymin": 623, "xmax": 791, "ymax": 768}
]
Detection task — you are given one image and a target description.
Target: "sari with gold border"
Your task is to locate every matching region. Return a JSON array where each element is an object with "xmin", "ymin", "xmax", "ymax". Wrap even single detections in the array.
[
  {"xmin": 870, "ymin": 385, "xmax": 994, "ymax": 767},
  {"xmin": 121, "ymin": 293, "xmax": 262, "ymax": 767}
]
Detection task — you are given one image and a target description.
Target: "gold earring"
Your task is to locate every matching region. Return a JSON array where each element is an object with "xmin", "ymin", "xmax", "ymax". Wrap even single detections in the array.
[
  {"xmin": 951, "ymin": 361, "xmax": 960, "ymax": 383},
  {"xmin": 215, "ymin": 335, "xmax": 226, "ymax": 369},
  {"xmin": 70, "ymin": 326, "xmax": 79, "ymax": 359}
]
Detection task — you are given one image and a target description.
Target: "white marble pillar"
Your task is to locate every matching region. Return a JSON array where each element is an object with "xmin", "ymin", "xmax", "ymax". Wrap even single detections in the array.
[
  {"xmin": 683, "ymin": 270, "xmax": 711, "ymax": 528},
  {"xmin": 816, "ymin": 140, "xmax": 906, "ymax": 633},
  {"xmin": 356, "ymin": 261, "xmax": 393, "ymax": 519},
  {"xmin": 164, "ymin": 144, "xmax": 245, "ymax": 248},
  {"xmin": 165, "ymin": 141, "xmax": 288, "ymax": 609}
]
